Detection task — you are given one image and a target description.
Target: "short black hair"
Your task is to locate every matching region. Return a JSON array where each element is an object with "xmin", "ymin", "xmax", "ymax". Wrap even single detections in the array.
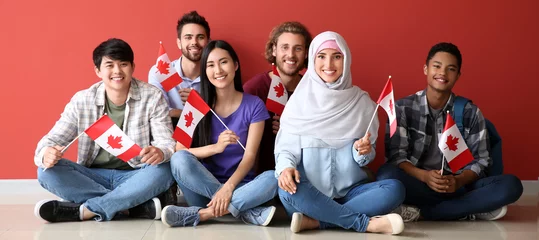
[
  {"xmin": 426, "ymin": 42, "xmax": 462, "ymax": 73},
  {"xmin": 92, "ymin": 38, "xmax": 134, "ymax": 68},
  {"xmin": 177, "ymin": 11, "xmax": 210, "ymax": 39}
]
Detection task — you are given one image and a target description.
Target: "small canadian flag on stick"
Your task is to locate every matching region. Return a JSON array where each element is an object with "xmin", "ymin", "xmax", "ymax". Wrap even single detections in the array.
[
  {"xmin": 376, "ymin": 76, "xmax": 397, "ymax": 137},
  {"xmin": 153, "ymin": 41, "xmax": 182, "ymax": 91},
  {"xmin": 85, "ymin": 115, "xmax": 142, "ymax": 162},
  {"xmin": 265, "ymin": 64, "xmax": 288, "ymax": 115},
  {"xmin": 173, "ymin": 90, "xmax": 211, "ymax": 148},
  {"xmin": 438, "ymin": 111, "xmax": 474, "ymax": 173}
]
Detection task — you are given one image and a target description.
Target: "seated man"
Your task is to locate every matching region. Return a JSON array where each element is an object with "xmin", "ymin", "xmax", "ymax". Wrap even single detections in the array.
[
  {"xmin": 34, "ymin": 38, "xmax": 176, "ymax": 222},
  {"xmin": 377, "ymin": 42, "xmax": 523, "ymax": 222}
]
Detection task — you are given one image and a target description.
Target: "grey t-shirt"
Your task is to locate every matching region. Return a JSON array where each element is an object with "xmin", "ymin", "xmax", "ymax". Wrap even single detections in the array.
[
  {"xmin": 91, "ymin": 96, "xmax": 133, "ymax": 170},
  {"xmin": 417, "ymin": 106, "xmax": 443, "ymax": 171}
]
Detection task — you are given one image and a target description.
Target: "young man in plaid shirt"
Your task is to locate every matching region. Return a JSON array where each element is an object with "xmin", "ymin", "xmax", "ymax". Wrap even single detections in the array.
[
  {"xmin": 34, "ymin": 38, "xmax": 176, "ymax": 223},
  {"xmin": 377, "ymin": 42, "xmax": 523, "ymax": 222}
]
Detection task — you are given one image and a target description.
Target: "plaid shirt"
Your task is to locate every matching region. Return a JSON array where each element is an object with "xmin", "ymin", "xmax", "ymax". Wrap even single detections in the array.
[
  {"xmin": 385, "ymin": 90, "xmax": 491, "ymax": 177},
  {"xmin": 34, "ymin": 78, "xmax": 176, "ymax": 168}
]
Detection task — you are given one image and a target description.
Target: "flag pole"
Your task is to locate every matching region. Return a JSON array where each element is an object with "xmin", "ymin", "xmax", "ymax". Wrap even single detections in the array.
[
  {"xmin": 364, "ymin": 104, "xmax": 380, "ymax": 137},
  {"xmin": 209, "ymin": 109, "xmax": 247, "ymax": 151},
  {"xmin": 43, "ymin": 131, "xmax": 85, "ymax": 172},
  {"xmin": 358, "ymin": 104, "xmax": 379, "ymax": 155},
  {"xmin": 440, "ymin": 155, "xmax": 445, "ymax": 176}
]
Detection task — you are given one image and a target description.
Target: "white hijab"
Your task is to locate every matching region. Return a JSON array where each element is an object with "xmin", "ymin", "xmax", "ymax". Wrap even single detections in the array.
[{"xmin": 277, "ymin": 31, "xmax": 377, "ymax": 148}]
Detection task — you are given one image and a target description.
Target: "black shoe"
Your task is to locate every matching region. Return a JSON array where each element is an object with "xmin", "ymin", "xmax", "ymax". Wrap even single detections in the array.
[
  {"xmin": 129, "ymin": 197, "xmax": 161, "ymax": 220},
  {"xmin": 157, "ymin": 184, "xmax": 178, "ymax": 206},
  {"xmin": 34, "ymin": 199, "xmax": 82, "ymax": 222}
]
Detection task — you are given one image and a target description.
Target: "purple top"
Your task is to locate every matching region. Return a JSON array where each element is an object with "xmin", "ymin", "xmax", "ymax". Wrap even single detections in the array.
[{"xmin": 203, "ymin": 93, "xmax": 270, "ymax": 183}]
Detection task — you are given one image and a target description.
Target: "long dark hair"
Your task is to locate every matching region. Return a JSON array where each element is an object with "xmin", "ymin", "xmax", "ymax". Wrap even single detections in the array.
[{"xmin": 192, "ymin": 40, "xmax": 243, "ymax": 149}]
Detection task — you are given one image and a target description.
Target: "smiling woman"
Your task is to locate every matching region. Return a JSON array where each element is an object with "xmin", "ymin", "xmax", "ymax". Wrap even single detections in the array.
[{"xmin": 161, "ymin": 40, "xmax": 279, "ymax": 228}]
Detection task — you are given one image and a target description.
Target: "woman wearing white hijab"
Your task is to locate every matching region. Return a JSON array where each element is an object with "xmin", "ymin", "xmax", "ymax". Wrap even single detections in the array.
[{"xmin": 275, "ymin": 31, "xmax": 405, "ymax": 235}]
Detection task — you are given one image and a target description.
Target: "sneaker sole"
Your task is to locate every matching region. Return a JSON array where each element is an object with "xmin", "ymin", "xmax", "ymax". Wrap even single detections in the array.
[
  {"xmin": 490, "ymin": 206, "xmax": 507, "ymax": 221},
  {"xmin": 34, "ymin": 199, "xmax": 55, "ymax": 222},
  {"xmin": 152, "ymin": 197, "xmax": 162, "ymax": 220},
  {"xmin": 261, "ymin": 206, "xmax": 276, "ymax": 226},
  {"xmin": 161, "ymin": 205, "xmax": 173, "ymax": 227}
]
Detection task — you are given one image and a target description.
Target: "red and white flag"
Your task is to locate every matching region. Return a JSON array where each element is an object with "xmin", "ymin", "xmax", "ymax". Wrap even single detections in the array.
[
  {"xmin": 173, "ymin": 90, "xmax": 211, "ymax": 148},
  {"xmin": 152, "ymin": 42, "xmax": 182, "ymax": 92},
  {"xmin": 376, "ymin": 76, "xmax": 397, "ymax": 137},
  {"xmin": 438, "ymin": 114, "xmax": 474, "ymax": 172},
  {"xmin": 85, "ymin": 115, "xmax": 142, "ymax": 162},
  {"xmin": 265, "ymin": 65, "xmax": 289, "ymax": 115}
]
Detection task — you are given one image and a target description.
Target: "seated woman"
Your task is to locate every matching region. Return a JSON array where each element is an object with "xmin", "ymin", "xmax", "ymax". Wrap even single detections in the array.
[
  {"xmin": 275, "ymin": 31, "xmax": 405, "ymax": 235},
  {"xmin": 161, "ymin": 40, "xmax": 278, "ymax": 227}
]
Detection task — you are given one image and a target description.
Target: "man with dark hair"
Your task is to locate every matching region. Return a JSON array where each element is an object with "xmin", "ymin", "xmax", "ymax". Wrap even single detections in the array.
[
  {"xmin": 149, "ymin": 10, "xmax": 210, "ymax": 125},
  {"xmin": 243, "ymin": 21, "xmax": 312, "ymax": 174},
  {"xmin": 34, "ymin": 38, "xmax": 176, "ymax": 223},
  {"xmin": 377, "ymin": 42, "xmax": 523, "ymax": 222}
]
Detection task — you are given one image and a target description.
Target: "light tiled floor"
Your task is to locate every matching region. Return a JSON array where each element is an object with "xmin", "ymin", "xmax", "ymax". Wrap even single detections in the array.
[{"xmin": 0, "ymin": 195, "xmax": 537, "ymax": 240}]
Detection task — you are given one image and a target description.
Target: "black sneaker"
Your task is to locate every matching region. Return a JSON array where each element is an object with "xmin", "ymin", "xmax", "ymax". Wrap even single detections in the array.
[
  {"xmin": 129, "ymin": 197, "xmax": 161, "ymax": 220},
  {"xmin": 34, "ymin": 199, "xmax": 82, "ymax": 222},
  {"xmin": 157, "ymin": 184, "xmax": 178, "ymax": 206}
]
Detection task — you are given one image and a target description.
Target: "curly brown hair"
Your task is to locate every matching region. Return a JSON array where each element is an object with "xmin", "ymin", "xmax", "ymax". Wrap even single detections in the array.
[{"xmin": 265, "ymin": 22, "xmax": 312, "ymax": 68}]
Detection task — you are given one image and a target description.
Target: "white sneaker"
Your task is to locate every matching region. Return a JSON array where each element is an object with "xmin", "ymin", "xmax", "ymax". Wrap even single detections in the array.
[
  {"xmin": 474, "ymin": 206, "xmax": 507, "ymax": 221},
  {"xmin": 392, "ymin": 204, "xmax": 420, "ymax": 222}
]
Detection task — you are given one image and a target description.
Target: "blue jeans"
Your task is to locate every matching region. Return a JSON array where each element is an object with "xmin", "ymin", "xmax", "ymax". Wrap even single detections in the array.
[
  {"xmin": 278, "ymin": 168, "xmax": 405, "ymax": 232},
  {"xmin": 170, "ymin": 150, "xmax": 278, "ymax": 217},
  {"xmin": 376, "ymin": 164, "xmax": 523, "ymax": 220},
  {"xmin": 37, "ymin": 159, "xmax": 175, "ymax": 221}
]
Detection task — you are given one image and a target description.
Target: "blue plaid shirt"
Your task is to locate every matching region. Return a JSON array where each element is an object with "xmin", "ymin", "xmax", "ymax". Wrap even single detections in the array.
[{"xmin": 385, "ymin": 90, "xmax": 491, "ymax": 177}]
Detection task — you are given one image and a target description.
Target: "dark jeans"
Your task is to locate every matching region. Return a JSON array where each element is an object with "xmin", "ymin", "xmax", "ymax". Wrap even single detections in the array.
[{"xmin": 376, "ymin": 164, "xmax": 523, "ymax": 220}]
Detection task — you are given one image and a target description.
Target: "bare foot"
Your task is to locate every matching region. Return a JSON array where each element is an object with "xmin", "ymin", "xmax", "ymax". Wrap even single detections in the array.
[{"xmin": 291, "ymin": 213, "xmax": 320, "ymax": 233}]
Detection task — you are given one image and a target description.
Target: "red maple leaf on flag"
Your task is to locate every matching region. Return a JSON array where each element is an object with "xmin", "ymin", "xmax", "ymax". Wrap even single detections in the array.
[
  {"xmin": 274, "ymin": 82, "xmax": 285, "ymax": 98},
  {"xmin": 156, "ymin": 60, "xmax": 170, "ymax": 75},
  {"xmin": 107, "ymin": 135, "xmax": 123, "ymax": 149},
  {"xmin": 445, "ymin": 134, "xmax": 459, "ymax": 151},
  {"xmin": 389, "ymin": 99, "xmax": 394, "ymax": 115},
  {"xmin": 184, "ymin": 111, "xmax": 194, "ymax": 128}
]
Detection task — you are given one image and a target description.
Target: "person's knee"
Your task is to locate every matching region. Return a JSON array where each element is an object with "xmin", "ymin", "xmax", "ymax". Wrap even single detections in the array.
[
  {"xmin": 36, "ymin": 159, "xmax": 70, "ymax": 184},
  {"xmin": 376, "ymin": 163, "xmax": 401, "ymax": 180},
  {"xmin": 501, "ymin": 174, "xmax": 523, "ymax": 202},
  {"xmin": 375, "ymin": 179, "xmax": 406, "ymax": 206},
  {"xmin": 170, "ymin": 150, "xmax": 197, "ymax": 175}
]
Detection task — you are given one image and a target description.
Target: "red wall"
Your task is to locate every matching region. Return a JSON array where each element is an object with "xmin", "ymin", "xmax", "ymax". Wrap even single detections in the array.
[{"xmin": 1, "ymin": 1, "xmax": 537, "ymax": 179}]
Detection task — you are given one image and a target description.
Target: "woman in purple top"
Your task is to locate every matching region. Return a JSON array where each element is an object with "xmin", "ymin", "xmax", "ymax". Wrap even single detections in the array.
[{"xmin": 161, "ymin": 40, "xmax": 278, "ymax": 228}]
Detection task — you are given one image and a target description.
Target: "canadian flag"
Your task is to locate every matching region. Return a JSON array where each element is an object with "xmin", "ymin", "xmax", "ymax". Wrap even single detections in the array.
[
  {"xmin": 85, "ymin": 115, "xmax": 142, "ymax": 162},
  {"xmin": 265, "ymin": 65, "xmax": 288, "ymax": 115},
  {"xmin": 438, "ymin": 113, "xmax": 474, "ymax": 172},
  {"xmin": 173, "ymin": 90, "xmax": 211, "ymax": 148},
  {"xmin": 376, "ymin": 76, "xmax": 397, "ymax": 137},
  {"xmin": 152, "ymin": 42, "xmax": 182, "ymax": 92}
]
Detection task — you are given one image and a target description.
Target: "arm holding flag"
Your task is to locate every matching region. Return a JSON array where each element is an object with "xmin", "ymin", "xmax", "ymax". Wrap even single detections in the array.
[
  {"xmin": 385, "ymin": 101, "xmax": 450, "ymax": 192},
  {"xmin": 34, "ymin": 93, "xmax": 81, "ymax": 169},
  {"xmin": 176, "ymin": 130, "xmax": 241, "ymax": 159},
  {"xmin": 352, "ymin": 106, "xmax": 379, "ymax": 166}
]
